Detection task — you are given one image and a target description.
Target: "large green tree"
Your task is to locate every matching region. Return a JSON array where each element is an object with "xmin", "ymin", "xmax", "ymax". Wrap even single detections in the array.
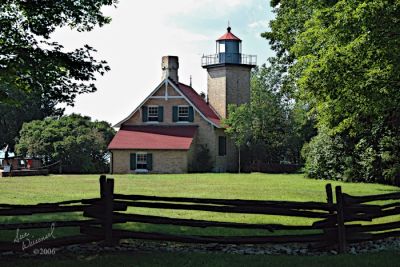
[
  {"xmin": 15, "ymin": 114, "xmax": 115, "ymax": 173},
  {"xmin": 223, "ymin": 63, "xmax": 315, "ymax": 169},
  {"xmin": 0, "ymin": 0, "xmax": 117, "ymax": 147},
  {"xmin": 264, "ymin": 0, "xmax": 400, "ymax": 185}
]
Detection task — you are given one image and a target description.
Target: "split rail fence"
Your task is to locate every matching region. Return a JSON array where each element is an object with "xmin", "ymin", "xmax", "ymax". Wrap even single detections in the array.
[{"xmin": 0, "ymin": 175, "xmax": 399, "ymax": 253}]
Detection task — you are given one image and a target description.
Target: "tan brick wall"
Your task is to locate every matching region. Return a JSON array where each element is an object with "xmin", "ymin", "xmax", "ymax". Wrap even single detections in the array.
[
  {"xmin": 214, "ymin": 128, "xmax": 229, "ymax": 172},
  {"xmin": 124, "ymin": 84, "xmax": 191, "ymax": 126},
  {"xmin": 206, "ymin": 65, "xmax": 252, "ymax": 120},
  {"xmin": 205, "ymin": 65, "xmax": 252, "ymax": 172},
  {"xmin": 191, "ymin": 112, "xmax": 218, "ymax": 171},
  {"xmin": 111, "ymin": 149, "xmax": 188, "ymax": 174},
  {"xmin": 124, "ymin": 98, "xmax": 190, "ymax": 126},
  {"xmin": 226, "ymin": 66, "xmax": 251, "ymax": 109},
  {"xmin": 207, "ymin": 67, "xmax": 226, "ymax": 118}
]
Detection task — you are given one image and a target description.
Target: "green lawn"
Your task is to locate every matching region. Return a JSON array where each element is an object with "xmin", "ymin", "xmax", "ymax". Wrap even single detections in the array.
[
  {"xmin": 1, "ymin": 173, "xmax": 399, "ymax": 266},
  {"xmin": 1, "ymin": 173, "xmax": 398, "ymax": 204},
  {"xmin": 0, "ymin": 173, "xmax": 399, "ymax": 239},
  {"xmin": 1, "ymin": 173, "xmax": 398, "ymax": 205}
]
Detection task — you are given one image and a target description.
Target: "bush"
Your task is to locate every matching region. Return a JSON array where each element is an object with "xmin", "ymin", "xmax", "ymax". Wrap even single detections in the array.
[
  {"xmin": 189, "ymin": 144, "xmax": 213, "ymax": 173},
  {"xmin": 303, "ymin": 128, "xmax": 400, "ymax": 186},
  {"xmin": 303, "ymin": 129, "xmax": 347, "ymax": 181}
]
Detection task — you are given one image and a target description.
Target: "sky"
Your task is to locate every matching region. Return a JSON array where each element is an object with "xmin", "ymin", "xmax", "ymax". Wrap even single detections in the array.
[{"xmin": 51, "ymin": 0, "xmax": 275, "ymax": 126}]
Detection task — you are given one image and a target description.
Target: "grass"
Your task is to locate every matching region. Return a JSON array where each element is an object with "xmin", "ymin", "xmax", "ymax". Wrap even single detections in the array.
[
  {"xmin": 1, "ymin": 173, "xmax": 399, "ymax": 266},
  {"xmin": 2, "ymin": 251, "xmax": 400, "ymax": 267},
  {"xmin": 0, "ymin": 173, "xmax": 399, "ymax": 239},
  {"xmin": 1, "ymin": 173, "xmax": 398, "ymax": 204}
]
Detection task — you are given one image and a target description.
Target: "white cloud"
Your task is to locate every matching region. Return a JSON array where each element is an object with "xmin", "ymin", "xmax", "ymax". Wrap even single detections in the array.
[
  {"xmin": 51, "ymin": 0, "xmax": 264, "ymax": 125},
  {"xmin": 248, "ymin": 20, "xmax": 269, "ymax": 29}
]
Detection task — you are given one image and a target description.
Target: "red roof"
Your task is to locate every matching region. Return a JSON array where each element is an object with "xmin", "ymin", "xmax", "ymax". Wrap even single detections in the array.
[
  {"xmin": 217, "ymin": 27, "xmax": 241, "ymax": 41},
  {"xmin": 177, "ymin": 82, "xmax": 221, "ymax": 126},
  {"xmin": 108, "ymin": 126, "xmax": 197, "ymax": 150}
]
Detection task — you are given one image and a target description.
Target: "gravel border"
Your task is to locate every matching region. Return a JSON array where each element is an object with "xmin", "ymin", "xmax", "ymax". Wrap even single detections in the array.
[{"xmin": 2, "ymin": 237, "xmax": 400, "ymax": 258}]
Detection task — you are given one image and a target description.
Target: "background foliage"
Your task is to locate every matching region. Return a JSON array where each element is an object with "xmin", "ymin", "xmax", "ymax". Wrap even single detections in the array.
[
  {"xmin": 263, "ymin": 0, "xmax": 400, "ymax": 185},
  {"xmin": 15, "ymin": 114, "xmax": 115, "ymax": 173},
  {"xmin": 223, "ymin": 63, "xmax": 315, "ymax": 169},
  {"xmin": 0, "ymin": 0, "xmax": 117, "ymax": 148}
]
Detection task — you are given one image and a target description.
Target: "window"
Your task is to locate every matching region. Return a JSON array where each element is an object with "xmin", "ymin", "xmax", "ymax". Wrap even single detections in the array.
[
  {"xmin": 130, "ymin": 153, "xmax": 153, "ymax": 171},
  {"xmin": 178, "ymin": 106, "xmax": 189, "ymax": 122},
  {"xmin": 173, "ymin": 106, "xmax": 193, "ymax": 122},
  {"xmin": 136, "ymin": 153, "xmax": 147, "ymax": 169},
  {"xmin": 218, "ymin": 136, "xmax": 227, "ymax": 156},
  {"xmin": 147, "ymin": 106, "xmax": 159, "ymax": 122},
  {"xmin": 219, "ymin": 43, "xmax": 225, "ymax": 53}
]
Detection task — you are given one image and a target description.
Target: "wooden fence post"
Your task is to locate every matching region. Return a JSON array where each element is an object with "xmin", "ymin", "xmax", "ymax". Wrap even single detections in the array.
[
  {"xmin": 104, "ymin": 178, "xmax": 114, "ymax": 245},
  {"xmin": 325, "ymin": 184, "xmax": 333, "ymax": 214},
  {"xmin": 335, "ymin": 186, "xmax": 347, "ymax": 253},
  {"xmin": 99, "ymin": 175, "xmax": 106, "ymax": 199}
]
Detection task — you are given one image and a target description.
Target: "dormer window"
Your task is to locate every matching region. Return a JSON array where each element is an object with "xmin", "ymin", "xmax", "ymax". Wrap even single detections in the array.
[
  {"xmin": 148, "ymin": 106, "xmax": 159, "ymax": 122},
  {"xmin": 172, "ymin": 106, "xmax": 194, "ymax": 122},
  {"xmin": 178, "ymin": 106, "xmax": 189, "ymax": 121},
  {"xmin": 142, "ymin": 106, "xmax": 163, "ymax": 122}
]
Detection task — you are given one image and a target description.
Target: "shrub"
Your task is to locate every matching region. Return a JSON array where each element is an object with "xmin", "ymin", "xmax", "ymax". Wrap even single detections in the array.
[{"xmin": 189, "ymin": 144, "xmax": 213, "ymax": 173}]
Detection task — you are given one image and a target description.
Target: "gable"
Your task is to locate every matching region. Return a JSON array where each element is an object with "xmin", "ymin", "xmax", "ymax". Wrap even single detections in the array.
[{"xmin": 114, "ymin": 79, "xmax": 221, "ymax": 128}]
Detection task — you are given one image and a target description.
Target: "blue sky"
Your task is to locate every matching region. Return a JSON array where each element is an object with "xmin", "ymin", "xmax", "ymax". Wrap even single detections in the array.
[{"xmin": 52, "ymin": 0, "xmax": 275, "ymax": 125}]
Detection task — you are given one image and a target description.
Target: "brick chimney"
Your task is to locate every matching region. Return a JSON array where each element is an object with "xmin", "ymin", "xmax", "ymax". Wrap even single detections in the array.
[{"xmin": 161, "ymin": 56, "xmax": 179, "ymax": 83}]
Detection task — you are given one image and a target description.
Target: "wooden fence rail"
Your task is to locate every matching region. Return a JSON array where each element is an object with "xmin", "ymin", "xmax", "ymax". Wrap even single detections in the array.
[{"xmin": 0, "ymin": 175, "xmax": 399, "ymax": 253}]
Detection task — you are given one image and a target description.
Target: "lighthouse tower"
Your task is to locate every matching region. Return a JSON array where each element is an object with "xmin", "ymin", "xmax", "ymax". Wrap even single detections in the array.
[{"xmin": 201, "ymin": 26, "xmax": 256, "ymax": 119}]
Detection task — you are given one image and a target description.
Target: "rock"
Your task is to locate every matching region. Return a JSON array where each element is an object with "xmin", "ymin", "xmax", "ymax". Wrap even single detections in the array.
[
  {"xmin": 2, "ymin": 251, "xmax": 14, "ymax": 256},
  {"xmin": 330, "ymin": 250, "xmax": 338, "ymax": 255}
]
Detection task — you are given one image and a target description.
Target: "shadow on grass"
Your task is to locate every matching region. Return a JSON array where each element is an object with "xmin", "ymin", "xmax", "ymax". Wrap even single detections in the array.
[
  {"xmin": 377, "ymin": 188, "xmax": 400, "ymax": 193},
  {"xmin": 2, "ymin": 251, "xmax": 400, "ymax": 267},
  {"xmin": 0, "ymin": 212, "xmax": 86, "ymax": 246}
]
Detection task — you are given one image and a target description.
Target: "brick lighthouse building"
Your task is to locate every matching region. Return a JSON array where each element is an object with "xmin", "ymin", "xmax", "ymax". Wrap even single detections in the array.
[{"xmin": 108, "ymin": 27, "xmax": 256, "ymax": 173}]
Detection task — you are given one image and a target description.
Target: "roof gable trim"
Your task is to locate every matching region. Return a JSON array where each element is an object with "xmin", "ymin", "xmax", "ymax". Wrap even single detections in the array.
[{"xmin": 114, "ymin": 79, "xmax": 220, "ymax": 128}]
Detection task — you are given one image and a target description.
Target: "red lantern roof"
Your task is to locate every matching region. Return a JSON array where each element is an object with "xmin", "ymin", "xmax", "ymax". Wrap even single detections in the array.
[{"xmin": 217, "ymin": 27, "xmax": 241, "ymax": 41}]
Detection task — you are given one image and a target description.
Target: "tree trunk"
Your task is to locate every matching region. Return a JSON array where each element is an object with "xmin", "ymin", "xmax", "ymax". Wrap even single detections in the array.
[{"xmin": 238, "ymin": 146, "xmax": 241, "ymax": 174}]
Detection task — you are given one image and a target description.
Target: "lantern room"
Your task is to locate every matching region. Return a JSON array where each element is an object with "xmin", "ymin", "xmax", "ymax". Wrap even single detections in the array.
[
  {"xmin": 216, "ymin": 26, "xmax": 242, "ymax": 55},
  {"xmin": 202, "ymin": 26, "xmax": 256, "ymax": 67}
]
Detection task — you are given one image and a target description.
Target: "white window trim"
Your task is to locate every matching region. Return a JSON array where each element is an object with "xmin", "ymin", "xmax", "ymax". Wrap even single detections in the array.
[
  {"xmin": 136, "ymin": 152, "xmax": 148, "ymax": 171},
  {"xmin": 177, "ymin": 105, "xmax": 190, "ymax": 122},
  {"xmin": 147, "ymin": 105, "xmax": 159, "ymax": 123}
]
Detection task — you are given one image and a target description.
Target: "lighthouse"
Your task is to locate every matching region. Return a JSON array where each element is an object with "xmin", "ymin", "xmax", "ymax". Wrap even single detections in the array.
[{"xmin": 201, "ymin": 26, "xmax": 256, "ymax": 119}]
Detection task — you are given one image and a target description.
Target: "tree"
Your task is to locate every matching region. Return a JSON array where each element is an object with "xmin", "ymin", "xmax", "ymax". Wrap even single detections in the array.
[
  {"xmin": 223, "ymin": 64, "xmax": 315, "ymax": 171},
  {"xmin": 15, "ymin": 114, "xmax": 115, "ymax": 173},
  {"xmin": 223, "ymin": 104, "xmax": 252, "ymax": 173},
  {"xmin": 249, "ymin": 63, "xmax": 295, "ymax": 164},
  {"xmin": 0, "ymin": 0, "xmax": 117, "ymax": 147},
  {"xmin": 264, "ymin": 0, "xmax": 400, "ymax": 185}
]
